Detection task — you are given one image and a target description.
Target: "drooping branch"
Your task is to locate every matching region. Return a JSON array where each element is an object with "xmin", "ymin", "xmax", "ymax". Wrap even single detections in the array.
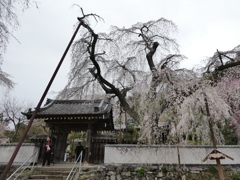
[
  {"xmin": 0, "ymin": 69, "xmax": 15, "ymax": 89},
  {"xmin": 77, "ymin": 15, "xmax": 140, "ymax": 121}
]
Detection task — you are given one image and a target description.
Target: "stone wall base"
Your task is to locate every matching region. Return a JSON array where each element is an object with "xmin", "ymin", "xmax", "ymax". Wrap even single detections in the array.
[{"xmin": 77, "ymin": 164, "xmax": 240, "ymax": 180}]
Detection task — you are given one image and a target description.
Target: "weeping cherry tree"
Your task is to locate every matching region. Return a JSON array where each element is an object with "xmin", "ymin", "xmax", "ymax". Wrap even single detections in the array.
[{"xmin": 57, "ymin": 10, "xmax": 187, "ymax": 144}]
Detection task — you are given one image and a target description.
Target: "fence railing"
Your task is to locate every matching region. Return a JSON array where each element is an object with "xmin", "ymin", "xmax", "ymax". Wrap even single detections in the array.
[
  {"xmin": 7, "ymin": 149, "xmax": 39, "ymax": 180},
  {"xmin": 66, "ymin": 151, "xmax": 83, "ymax": 180}
]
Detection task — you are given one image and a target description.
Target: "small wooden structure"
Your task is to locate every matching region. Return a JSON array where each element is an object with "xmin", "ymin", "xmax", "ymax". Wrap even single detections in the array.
[
  {"xmin": 203, "ymin": 149, "xmax": 234, "ymax": 180},
  {"xmin": 203, "ymin": 149, "xmax": 234, "ymax": 162},
  {"xmin": 23, "ymin": 98, "xmax": 116, "ymax": 164}
]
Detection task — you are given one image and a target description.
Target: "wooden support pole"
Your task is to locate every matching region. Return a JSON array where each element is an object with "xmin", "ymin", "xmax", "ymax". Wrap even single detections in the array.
[
  {"xmin": 204, "ymin": 95, "xmax": 225, "ymax": 180},
  {"xmin": 0, "ymin": 19, "xmax": 83, "ymax": 180}
]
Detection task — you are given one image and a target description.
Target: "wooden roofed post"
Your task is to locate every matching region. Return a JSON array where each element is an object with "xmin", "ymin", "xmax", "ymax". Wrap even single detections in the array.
[{"xmin": 204, "ymin": 94, "xmax": 225, "ymax": 180}]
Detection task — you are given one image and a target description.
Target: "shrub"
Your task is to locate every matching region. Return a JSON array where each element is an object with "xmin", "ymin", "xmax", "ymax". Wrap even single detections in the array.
[
  {"xmin": 207, "ymin": 165, "xmax": 218, "ymax": 174},
  {"xmin": 161, "ymin": 166, "xmax": 169, "ymax": 176},
  {"xmin": 231, "ymin": 172, "xmax": 240, "ymax": 180},
  {"xmin": 137, "ymin": 168, "xmax": 145, "ymax": 177}
]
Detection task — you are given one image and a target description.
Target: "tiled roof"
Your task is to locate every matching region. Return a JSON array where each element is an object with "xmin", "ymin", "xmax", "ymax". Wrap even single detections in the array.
[{"xmin": 24, "ymin": 98, "xmax": 112, "ymax": 117}]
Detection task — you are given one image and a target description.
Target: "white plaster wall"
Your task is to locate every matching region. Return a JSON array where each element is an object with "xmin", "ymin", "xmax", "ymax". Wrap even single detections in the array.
[
  {"xmin": 0, "ymin": 143, "xmax": 39, "ymax": 165},
  {"xmin": 104, "ymin": 145, "xmax": 240, "ymax": 165}
]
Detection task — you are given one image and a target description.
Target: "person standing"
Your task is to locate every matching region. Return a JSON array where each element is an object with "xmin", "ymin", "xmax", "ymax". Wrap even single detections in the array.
[
  {"xmin": 42, "ymin": 136, "xmax": 53, "ymax": 166},
  {"xmin": 75, "ymin": 142, "xmax": 84, "ymax": 162}
]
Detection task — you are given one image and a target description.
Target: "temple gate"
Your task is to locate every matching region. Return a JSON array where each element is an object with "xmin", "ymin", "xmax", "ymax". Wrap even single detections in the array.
[{"xmin": 23, "ymin": 98, "xmax": 116, "ymax": 164}]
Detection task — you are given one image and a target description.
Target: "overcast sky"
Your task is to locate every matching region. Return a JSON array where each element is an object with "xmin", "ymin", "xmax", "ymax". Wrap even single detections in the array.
[{"xmin": 1, "ymin": 0, "xmax": 240, "ymax": 106}]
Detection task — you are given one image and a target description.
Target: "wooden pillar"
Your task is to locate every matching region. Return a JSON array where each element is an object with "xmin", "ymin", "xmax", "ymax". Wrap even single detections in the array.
[
  {"xmin": 54, "ymin": 130, "xmax": 68, "ymax": 162},
  {"xmin": 216, "ymin": 158, "xmax": 225, "ymax": 180},
  {"xmin": 84, "ymin": 123, "xmax": 92, "ymax": 164}
]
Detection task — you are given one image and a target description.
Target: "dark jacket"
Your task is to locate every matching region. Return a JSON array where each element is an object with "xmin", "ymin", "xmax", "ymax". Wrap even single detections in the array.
[
  {"xmin": 43, "ymin": 141, "xmax": 54, "ymax": 153},
  {"xmin": 75, "ymin": 145, "xmax": 84, "ymax": 154}
]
